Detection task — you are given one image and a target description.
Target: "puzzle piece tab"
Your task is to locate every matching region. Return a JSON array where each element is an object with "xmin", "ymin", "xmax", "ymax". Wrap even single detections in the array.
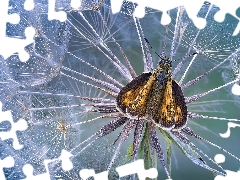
[
  {"xmin": 116, "ymin": 159, "xmax": 158, "ymax": 180},
  {"xmin": 22, "ymin": 163, "xmax": 50, "ymax": 180},
  {"xmin": 110, "ymin": 0, "xmax": 206, "ymax": 28},
  {"xmin": 220, "ymin": 122, "xmax": 240, "ymax": 138},
  {"xmin": 0, "ymin": 102, "xmax": 28, "ymax": 149},
  {"xmin": 208, "ymin": 0, "xmax": 240, "ymax": 35},
  {"xmin": 214, "ymin": 153, "xmax": 240, "ymax": 179},
  {"xmin": 71, "ymin": 0, "xmax": 82, "ymax": 9},
  {"xmin": 79, "ymin": 169, "xmax": 108, "ymax": 180},
  {"xmin": 232, "ymin": 83, "xmax": 240, "ymax": 95},
  {"xmin": 58, "ymin": 149, "xmax": 73, "ymax": 171},
  {"xmin": 0, "ymin": 0, "xmax": 35, "ymax": 62},
  {"xmin": 215, "ymin": 170, "xmax": 240, "ymax": 180},
  {"xmin": 214, "ymin": 154, "xmax": 226, "ymax": 164},
  {"xmin": 0, "ymin": 156, "xmax": 14, "ymax": 180},
  {"xmin": 24, "ymin": 0, "xmax": 34, "ymax": 11},
  {"xmin": 79, "ymin": 159, "xmax": 158, "ymax": 180},
  {"xmin": 110, "ymin": 0, "xmax": 240, "ymax": 34},
  {"xmin": 21, "ymin": 149, "xmax": 73, "ymax": 179},
  {"xmin": 48, "ymin": 0, "xmax": 67, "ymax": 22}
]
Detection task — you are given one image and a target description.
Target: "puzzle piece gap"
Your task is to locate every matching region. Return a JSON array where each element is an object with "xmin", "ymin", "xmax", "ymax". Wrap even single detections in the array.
[
  {"xmin": 232, "ymin": 83, "xmax": 240, "ymax": 95},
  {"xmin": 214, "ymin": 154, "xmax": 226, "ymax": 164},
  {"xmin": 116, "ymin": 159, "xmax": 158, "ymax": 180},
  {"xmin": 79, "ymin": 169, "xmax": 108, "ymax": 180},
  {"xmin": 0, "ymin": 102, "xmax": 28, "ymax": 150},
  {"xmin": 110, "ymin": 0, "xmax": 240, "ymax": 35},
  {"xmin": 59, "ymin": 149, "xmax": 73, "ymax": 171},
  {"xmin": 48, "ymin": 0, "xmax": 67, "ymax": 22},
  {"xmin": 24, "ymin": 0, "xmax": 34, "ymax": 11},
  {"xmin": 220, "ymin": 122, "xmax": 240, "ymax": 138},
  {"xmin": 20, "ymin": 149, "xmax": 73, "ymax": 179},
  {"xmin": 7, "ymin": 13, "xmax": 20, "ymax": 25},
  {"xmin": 214, "ymin": 11, "xmax": 226, "ymax": 22},
  {"xmin": 161, "ymin": 12, "xmax": 171, "ymax": 25},
  {"xmin": 70, "ymin": 0, "xmax": 82, "ymax": 9}
]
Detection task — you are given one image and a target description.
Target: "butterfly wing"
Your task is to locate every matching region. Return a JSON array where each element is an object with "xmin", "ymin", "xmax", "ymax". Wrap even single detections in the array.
[
  {"xmin": 172, "ymin": 80, "xmax": 188, "ymax": 130},
  {"xmin": 116, "ymin": 72, "xmax": 152, "ymax": 118},
  {"xmin": 151, "ymin": 77, "xmax": 175, "ymax": 129}
]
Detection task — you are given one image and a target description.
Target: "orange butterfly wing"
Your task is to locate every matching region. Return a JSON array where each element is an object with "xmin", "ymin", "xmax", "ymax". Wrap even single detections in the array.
[
  {"xmin": 116, "ymin": 72, "xmax": 152, "ymax": 118},
  {"xmin": 151, "ymin": 77, "xmax": 175, "ymax": 129},
  {"xmin": 172, "ymin": 80, "xmax": 188, "ymax": 130}
]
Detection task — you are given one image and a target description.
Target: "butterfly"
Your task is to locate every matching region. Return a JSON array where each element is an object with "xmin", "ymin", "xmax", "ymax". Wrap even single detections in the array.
[{"xmin": 116, "ymin": 57, "xmax": 187, "ymax": 130}]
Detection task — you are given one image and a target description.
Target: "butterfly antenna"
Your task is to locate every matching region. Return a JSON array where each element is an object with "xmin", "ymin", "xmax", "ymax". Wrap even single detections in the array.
[
  {"xmin": 144, "ymin": 38, "xmax": 164, "ymax": 61},
  {"xmin": 172, "ymin": 52, "xmax": 198, "ymax": 62},
  {"xmin": 144, "ymin": 38, "xmax": 198, "ymax": 65}
]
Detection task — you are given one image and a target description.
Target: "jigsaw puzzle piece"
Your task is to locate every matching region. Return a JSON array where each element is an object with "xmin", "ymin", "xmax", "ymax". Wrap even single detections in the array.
[
  {"xmin": 45, "ymin": 149, "xmax": 74, "ymax": 172},
  {"xmin": 208, "ymin": 1, "xmax": 240, "ymax": 22},
  {"xmin": 206, "ymin": 1, "xmax": 240, "ymax": 35},
  {"xmin": 0, "ymin": 156, "xmax": 14, "ymax": 180},
  {"xmin": 0, "ymin": 118, "xmax": 28, "ymax": 150},
  {"xmin": 22, "ymin": 164, "xmax": 50, "ymax": 180},
  {"xmin": 21, "ymin": 149, "xmax": 73, "ymax": 179},
  {"xmin": 110, "ymin": 0, "xmax": 207, "ymax": 28},
  {"xmin": 110, "ymin": 0, "xmax": 239, "ymax": 32},
  {"xmin": 116, "ymin": 159, "xmax": 158, "ymax": 180},
  {"xmin": 0, "ymin": 27, "xmax": 35, "ymax": 62},
  {"xmin": 0, "ymin": 0, "xmax": 35, "ymax": 62},
  {"xmin": 0, "ymin": 102, "xmax": 28, "ymax": 149}
]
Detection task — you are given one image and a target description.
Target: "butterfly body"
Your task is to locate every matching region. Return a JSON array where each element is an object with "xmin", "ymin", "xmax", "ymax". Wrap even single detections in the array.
[{"xmin": 116, "ymin": 58, "xmax": 187, "ymax": 130}]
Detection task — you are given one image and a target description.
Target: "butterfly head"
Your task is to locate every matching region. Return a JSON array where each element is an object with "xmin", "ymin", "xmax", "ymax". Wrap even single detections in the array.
[{"xmin": 159, "ymin": 56, "xmax": 172, "ymax": 67}]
